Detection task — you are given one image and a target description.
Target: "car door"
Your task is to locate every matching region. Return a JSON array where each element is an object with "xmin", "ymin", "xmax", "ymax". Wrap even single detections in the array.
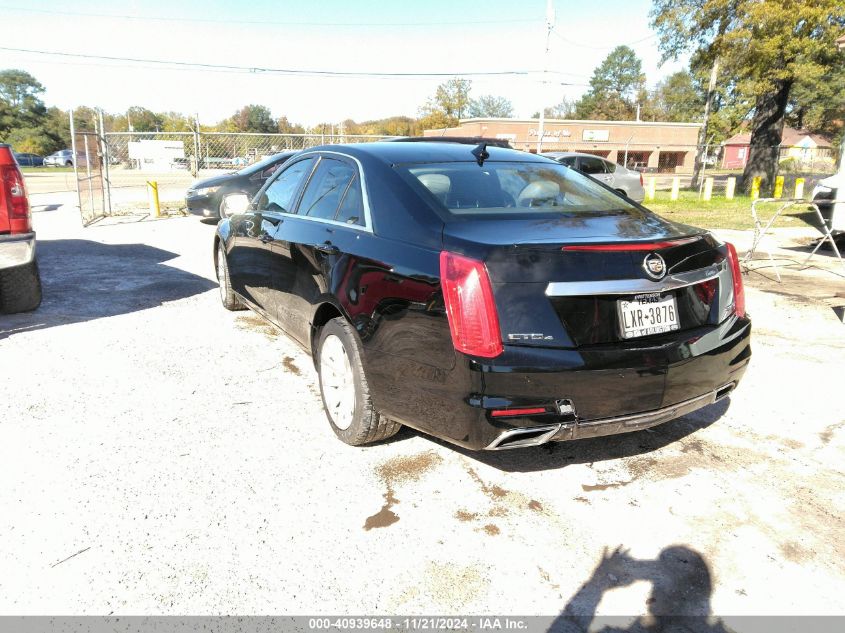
[
  {"xmin": 268, "ymin": 154, "xmax": 365, "ymax": 346},
  {"xmin": 227, "ymin": 156, "xmax": 316, "ymax": 312}
]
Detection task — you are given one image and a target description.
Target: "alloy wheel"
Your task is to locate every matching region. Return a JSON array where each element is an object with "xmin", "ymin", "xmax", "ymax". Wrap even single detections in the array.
[{"xmin": 320, "ymin": 334, "xmax": 356, "ymax": 430}]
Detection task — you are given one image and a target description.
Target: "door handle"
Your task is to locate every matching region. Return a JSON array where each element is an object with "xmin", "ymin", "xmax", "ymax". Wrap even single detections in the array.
[{"xmin": 315, "ymin": 242, "xmax": 339, "ymax": 255}]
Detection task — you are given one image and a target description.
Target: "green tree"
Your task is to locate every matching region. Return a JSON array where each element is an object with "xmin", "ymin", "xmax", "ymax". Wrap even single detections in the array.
[
  {"xmin": 5, "ymin": 127, "xmax": 56, "ymax": 154},
  {"xmin": 534, "ymin": 96, "xmax": 577, "ymax": 119},
  {"xmin": 0, "ymin": 69, "xmax": 48, "ymax": 134},
  {"xmin": 125, "ymin": 106, "xmax": 163, "ymax": 132},
  {"xmin": 651, "ymin": 0, "xmax": 845, "ymax": 193},
  {"xmin": 277, "ymin": 116, "xmax": 306, "ymax": 135},
  {"xmin": 574, "ymin": 46, "xmax": 645, "ymax": 120},
  {"xmin": 230, "ymin": 104, "xmax": 276, "ymax": 133},
  {"xmin": 467, "ymin": 95, "xmax": 514, "ymax": 118},
  {"xmin": 158, "ymin": 112, "xmax": 194, "ymax": 132},
  {"xmin": 418, "ymin": 78, "xmax": 472, "ymax": 129},
  {"xmin": 650, "ymin": 70, "xmax": 705, "ymax": 122},
  {"xmin": 786, "ymin": 64, "xmax": 845, "ymax": 142}
]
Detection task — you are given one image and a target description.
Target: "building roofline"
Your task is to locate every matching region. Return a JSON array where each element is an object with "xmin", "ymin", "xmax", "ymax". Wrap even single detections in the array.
[{"xmin": 456, "ymin": 117, "xmax": 703, "ymax": 128}]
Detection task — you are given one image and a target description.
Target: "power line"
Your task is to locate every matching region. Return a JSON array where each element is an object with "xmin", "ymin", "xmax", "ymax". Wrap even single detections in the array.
[
  {"xmin": 552, "ymin": 30, "xmax": 657, "ymax": 51},
  {"xmin": 0, "ymin": 46, "xmax": 588, "ymax": 82},
  {"xmin": 0, "ymin": 5, "xmax": 542, "ymax": 27}
]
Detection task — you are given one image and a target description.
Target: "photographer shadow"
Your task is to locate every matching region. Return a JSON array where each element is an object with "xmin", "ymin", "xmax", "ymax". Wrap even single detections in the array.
[{"xmin": 551, "ymin": 545, "xmax": 732, "ymax": 633}]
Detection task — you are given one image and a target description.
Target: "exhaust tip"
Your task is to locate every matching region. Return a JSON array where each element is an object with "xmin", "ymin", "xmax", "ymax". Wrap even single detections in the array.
[
  {"xmin": 486, "ymin": 424, "xmax": 561, "ymax": 450},
  {"xmin": 715, "ymin": 382, "xmax": 736, "ymax": 401}
]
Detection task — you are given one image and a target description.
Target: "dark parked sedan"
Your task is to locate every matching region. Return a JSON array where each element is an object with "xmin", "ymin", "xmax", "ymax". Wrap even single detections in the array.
[
  {"xmin": 214, "ymin": 142, "xmax": 750, "ymax": 451},
  {"xmin": 186, "ymin": 151, "xmax": 297, "ymax": 220},
  {"xmin": 13, "ymin": 152, "xmax": 44, "ymax": 167}
]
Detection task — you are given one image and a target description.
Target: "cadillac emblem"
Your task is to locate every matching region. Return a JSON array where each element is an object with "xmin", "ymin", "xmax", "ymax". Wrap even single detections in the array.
[{"xmin": 643, "ymin": 253, "xmax": 667, "ymax": 280}]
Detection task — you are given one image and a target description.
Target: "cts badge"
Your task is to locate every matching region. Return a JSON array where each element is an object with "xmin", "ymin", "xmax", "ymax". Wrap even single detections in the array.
[{"xmin": 643, "ymin": 253, "xmax": 667, "ymax": 280}]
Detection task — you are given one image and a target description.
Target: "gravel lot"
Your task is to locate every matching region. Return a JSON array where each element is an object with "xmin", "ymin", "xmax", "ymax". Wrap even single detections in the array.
[{"xmin": 1, "ymin": 193, "xmax": 844, "ymax": 623}]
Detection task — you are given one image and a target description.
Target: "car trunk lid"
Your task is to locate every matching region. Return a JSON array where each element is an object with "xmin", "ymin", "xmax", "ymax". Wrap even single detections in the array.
[{"xmin": 443, "ymin": 214, "xmax": 729, "ymax": 349}]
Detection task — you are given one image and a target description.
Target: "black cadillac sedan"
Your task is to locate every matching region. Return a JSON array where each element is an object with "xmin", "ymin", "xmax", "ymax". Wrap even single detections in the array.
[
  {"xmin": 214, "ymin": 142, "xmax": 750, "ymax": 451},
  {"xmin": 187, "ymin": 151, "xmax": 297, "ymax": 220}
]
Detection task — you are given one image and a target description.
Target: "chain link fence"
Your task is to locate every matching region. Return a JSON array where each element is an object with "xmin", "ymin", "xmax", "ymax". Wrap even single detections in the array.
[
  {"xmin": 96, "ymin": 132, "xmax": 397, "ymax": 215},
  {"xmin": 73, "ymin": 130, "xmax": 838, "ymax": 220}
]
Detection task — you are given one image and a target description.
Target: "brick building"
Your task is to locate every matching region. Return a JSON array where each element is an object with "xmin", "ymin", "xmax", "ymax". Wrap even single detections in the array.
[{"xmin": 424, "ymin": 118, "xmax": 703, "ymax": 173}]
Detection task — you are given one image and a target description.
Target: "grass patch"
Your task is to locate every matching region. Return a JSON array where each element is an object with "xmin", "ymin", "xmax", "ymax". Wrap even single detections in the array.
[{"xmin": 644, "ymin": 190, "xmax": 822, "ymax": 231}]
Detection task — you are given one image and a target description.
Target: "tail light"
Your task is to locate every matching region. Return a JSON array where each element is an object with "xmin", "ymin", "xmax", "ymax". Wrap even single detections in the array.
[
  {"xmin": 639, "ymin": 172, "xmax": 644, "ymax": 187},
  {"xmin": 0, "ymin": 147, "xmax": 31, "ymax": 233},
  {"xmin": 439, "ymin": 251, "xmax": 503, "ymax": 358},
  {"xmin": 491, "ymin": 407, "xmax": 547, "ymax": 418},
  {"xmin": 725, "ymin": 242, "xmax": 746, "ymax": 318}
]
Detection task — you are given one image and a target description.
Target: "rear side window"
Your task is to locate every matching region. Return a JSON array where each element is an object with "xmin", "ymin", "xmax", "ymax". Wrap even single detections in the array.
[
  {"xmin": 298, "ymin": 158, "xmax": 356, "ymax": 220},
  {"xmin": 336, "ymin": 175, "xmax": 364, "ymax": 225},
  {"xmin": 399, "ymin": 161, "xmax": 637, "ymax": 217},
  {"xmin": 578, "ymin": 156, "xmax": 608, "ymax": 174},
  {"xmin": 259, "ymin": 157, "xmax": 315, "ymax": 212},
  {"xmin": 603, "ymin": 160, "xmax": 617, "ymax": 173}
]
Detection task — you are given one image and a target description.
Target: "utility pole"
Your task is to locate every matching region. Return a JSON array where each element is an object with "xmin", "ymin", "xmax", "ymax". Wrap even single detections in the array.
[
  {"xmin": 691, "ymin": 58, "xmax": 719, "ymax": 188},
  {"xmin": 838, "ymin": 35, "xmax": 845, "ymax": 175},
  {"xmin": 192, "ymin": 112, "xmax": 201, "ymax": 177},
  {"xmin": 536, "ymin": 0, "xmax": 555, "ymax": 154}
]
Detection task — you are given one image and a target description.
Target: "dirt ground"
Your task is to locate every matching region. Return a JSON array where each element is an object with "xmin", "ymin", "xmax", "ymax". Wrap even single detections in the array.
[{"xmin": 1, "ymin": 193, "xmax": 843, "ymax": 625}]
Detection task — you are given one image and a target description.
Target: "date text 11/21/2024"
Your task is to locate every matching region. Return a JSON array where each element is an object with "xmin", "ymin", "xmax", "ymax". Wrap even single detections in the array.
[{"xmin": 307, "ymin": 617, "xmax": 529, "ymax": 630}]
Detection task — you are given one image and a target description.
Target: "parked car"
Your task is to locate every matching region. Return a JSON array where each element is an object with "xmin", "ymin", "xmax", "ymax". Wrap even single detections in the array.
[
  {"xmin": 13, "ymin": 152, "xmax": 44, "ymax": 167},
  {"xmin": 214, "ymin": 141, "xmax": 750, "ymax": 451},
  {"xmin": 812, "ymin": 173, "xmax": 845, "ymax": 233},
  {"xmin": 44, "ymin": 149, "xmax": 76, "ymax": 167},
  {"xmin": 186, "ymin": 151, "xmax": 298, "ymax": 220},
  {"xmin": 543, "ymin": 151, "xmax": 646, "ymax": 202},
  {"xmin": 0, "ymin": 144, "xmax": 42, "ymax": 313}
]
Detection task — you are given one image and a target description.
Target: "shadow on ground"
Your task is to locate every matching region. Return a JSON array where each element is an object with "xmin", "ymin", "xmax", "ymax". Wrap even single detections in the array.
[
  {"xmin": 550, "ymin": 545, "xmax": 732, "ymax": 632},
  {"xmin": 0, "ymin": 238, "xmax": 217, "ymax": 340},
  {"xmin": 400, "ymin": 398, "xmax": 730, "ymax": 473}
]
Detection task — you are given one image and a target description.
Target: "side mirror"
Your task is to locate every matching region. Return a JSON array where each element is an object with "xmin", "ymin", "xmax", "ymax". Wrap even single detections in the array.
[{"xmin": 222, "ymin": 193, "xmax": 251, "ymax": 215}]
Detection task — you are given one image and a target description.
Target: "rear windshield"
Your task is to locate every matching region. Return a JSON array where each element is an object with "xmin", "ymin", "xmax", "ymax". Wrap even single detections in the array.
[{"xmin": 398, "ymin": 161, "xmax": 637, "ymax": 218}]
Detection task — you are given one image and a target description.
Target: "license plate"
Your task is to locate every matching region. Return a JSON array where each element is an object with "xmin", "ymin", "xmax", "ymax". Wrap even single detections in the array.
[{"xmin": 618, "ymin": 292, "xmax": 680, "ymax": 339}]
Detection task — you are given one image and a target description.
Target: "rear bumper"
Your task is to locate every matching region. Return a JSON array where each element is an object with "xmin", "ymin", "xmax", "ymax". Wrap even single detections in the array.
[
  {"xmin": 487, "ymin": 383, "xmax": 734, "ymax": 449},
  {"xmin": 0, "ymin": 232, "xmax": 36, "ymax": 269},
  {"xmin": 369, "ymin": 314, "xmax": 751, "ymax": 451}
]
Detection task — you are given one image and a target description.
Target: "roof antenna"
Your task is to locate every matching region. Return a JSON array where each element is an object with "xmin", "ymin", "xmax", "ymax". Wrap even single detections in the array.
[{"xmin": 471, "ymin": 142, "xmax": 489, "ymax": 166}]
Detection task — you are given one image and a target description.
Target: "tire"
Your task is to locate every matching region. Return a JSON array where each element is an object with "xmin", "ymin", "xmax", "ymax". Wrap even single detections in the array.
[
  {"xmin": 616, "ymin": 189, "xmax": 628, "ymax": 198},
  {"xmin": 65, "ymin": 161, "xmax": 73, "ymax": 167},
  {"xmin": 0, "ymin": 259, "xmax": 42, "ymax": 314},
  {"xmin": 317, "ymin": 317, "xmax": 401, "ymax": 446},
  {"xmin": 216, "ymin": 243, "xmax": 245, "ymax": 311}
]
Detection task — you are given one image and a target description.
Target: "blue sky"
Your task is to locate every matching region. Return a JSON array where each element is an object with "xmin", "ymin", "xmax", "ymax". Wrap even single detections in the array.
[{"xmin": 0, "ymin": 0, "xmax": 688, "ymax": 126}]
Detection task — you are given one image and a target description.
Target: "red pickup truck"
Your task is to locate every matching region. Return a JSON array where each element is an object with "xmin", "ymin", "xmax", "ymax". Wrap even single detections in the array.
[{"xmin": 0, "ymin": 143, "xmax": 42, "ymax": 313}]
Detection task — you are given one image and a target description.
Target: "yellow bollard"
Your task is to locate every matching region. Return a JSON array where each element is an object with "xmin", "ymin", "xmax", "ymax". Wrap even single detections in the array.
[
  {"xmin": 147, "ymin": 181, "xmax": 161, "ymax": 218},
  {"xmin": 751, "ymin": 176, "xmax": 761, "ymax": 200},
  {"xmin": 646, "ymin": 176, "xmax": 656, "ymax": 201},
  {"xmin": 773, "ymin": 175, "xmax": 784, "ymax": 199},
  {"xmin": 670, "ymin": 177, "xmax": 680, "ymax": 201},
  {"xmin": 725, "ymin": 177, "xmax": 736, "ymax": 200},
  {"xmin": 703, "ymin": 177, "xmax": 714, "ymax": 201},
  {"xmin": 794, "ymin": 178, "xmax": 805, "ymax": 200}
]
